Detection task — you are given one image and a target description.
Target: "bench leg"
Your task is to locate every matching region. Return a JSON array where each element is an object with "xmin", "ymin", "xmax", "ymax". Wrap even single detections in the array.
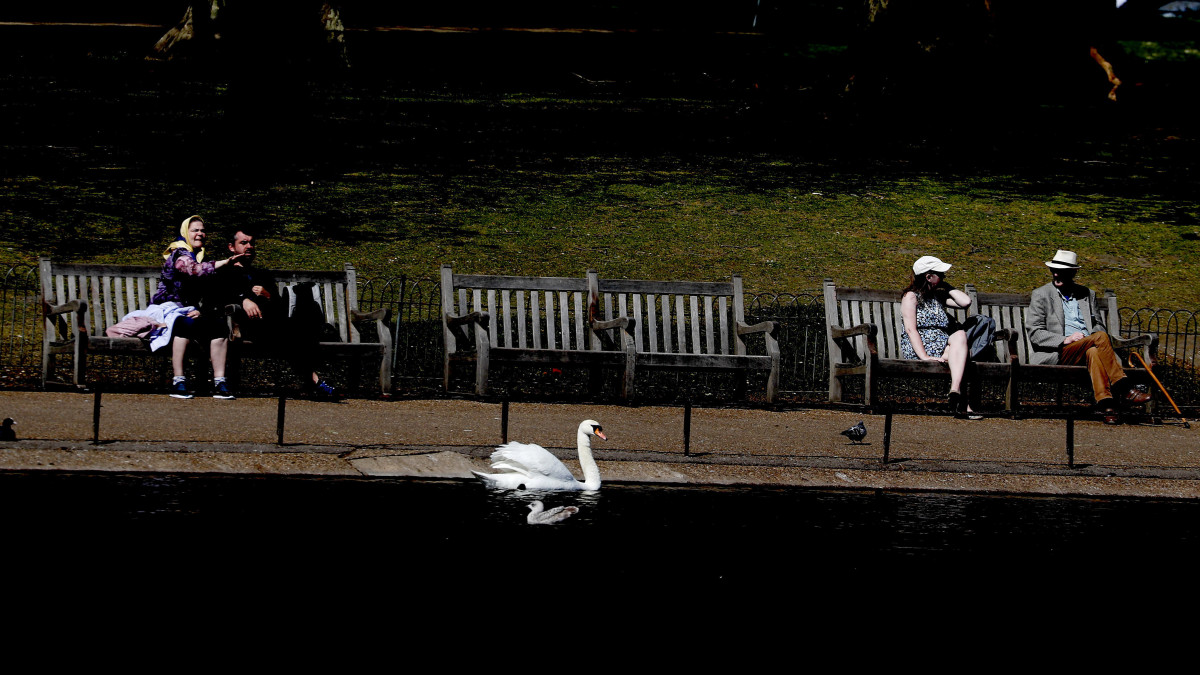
[
  {"xmin": 621, "ymin": 351, "xmax": 636, "ymax": 402},
  {"xmin": 73, "ymin": 333, "xmax": 87, "ymax": 390},
  {"xmin": 1006, "ymin": 366, "xmax": 1018, "ymax": 416},
  {"xmin": 475, "ymin": 356, "xmax": 489, "ymax": 396},
  {"xmin": 863, "ymin": 362, "xmax": 874, "ymax": 408},
  {"xmin": 41, "ymin": 344, "xmax": 52, "ymax": 389},
  {"xmin": 378, "ymin": 349, "xmax": 392, "ymax": 396},
  {"xmin": 828, "ymin": 374, "xmax": 844, "ymax": 403}
]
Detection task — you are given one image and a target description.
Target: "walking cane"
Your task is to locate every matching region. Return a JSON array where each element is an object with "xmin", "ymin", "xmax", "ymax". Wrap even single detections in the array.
[{"xmin": 1130, "ymin": 350, "xmax": 1190, "ymax": 429}]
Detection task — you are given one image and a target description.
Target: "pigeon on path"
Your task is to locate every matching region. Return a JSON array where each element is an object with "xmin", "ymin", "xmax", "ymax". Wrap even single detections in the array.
[{"xmin": 840, "ymin": 420, "xmax": 866, "ymax": 444}]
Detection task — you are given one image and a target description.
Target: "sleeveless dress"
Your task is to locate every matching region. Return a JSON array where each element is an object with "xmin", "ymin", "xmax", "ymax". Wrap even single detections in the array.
[{"xmin": 900, "ymin": 296, "xmax": 950, "ymax": 359}]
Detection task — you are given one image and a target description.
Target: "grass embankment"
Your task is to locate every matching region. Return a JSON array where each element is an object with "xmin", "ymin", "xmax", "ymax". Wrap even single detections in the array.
[{"xmin": 3, "ymin": 156, "xmax": 1197, "ymax": 309}]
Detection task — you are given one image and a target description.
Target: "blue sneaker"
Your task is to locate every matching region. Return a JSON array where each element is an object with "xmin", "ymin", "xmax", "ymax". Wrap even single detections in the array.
[
  {"xmin": 170, "ymin": 380, "xmax": 193, "ymax": 399},
  {"xmin": 212, "ymin": 381, "xmax": 236, "ymax": 400},
  {"xmin": 311, "ymin": 379, "xmax": 338, "ymax": 400}
]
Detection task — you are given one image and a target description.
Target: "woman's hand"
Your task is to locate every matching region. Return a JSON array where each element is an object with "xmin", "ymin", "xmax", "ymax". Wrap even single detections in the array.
[
  {"xmin": 216, "ymin": 252, "xmax": 251, "ymax": 269},
  {"xmin": 920, "ymin": 355, "xmax": 946, "ymax": 363},
  {"xmin": 186, "ymin": 309, "xmax": 201, "ymax": 319}
]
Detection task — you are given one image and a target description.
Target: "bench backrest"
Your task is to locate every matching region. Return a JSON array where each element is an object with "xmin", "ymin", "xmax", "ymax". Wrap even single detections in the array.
[
  {"xmin": 591, "ymin": 273, "xmax": 753, "ymax": 357},
  {"xmin": 822, "ymin": 279, "xmax": 973, "ymax": 362},
  {"xmin": 974, "ymin": 290, "xmax": 1119, "ymax": 364},
  {"xmin": 39, "ymin": 258, "xmax": 364, "ymax": 343},
  {"xmin": 441, "ymin": 266, "xmax": 597, "ymax": 353}
]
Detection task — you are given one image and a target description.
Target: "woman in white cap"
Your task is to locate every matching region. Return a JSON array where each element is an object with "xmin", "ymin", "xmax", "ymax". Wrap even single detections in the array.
[{"xmin": 900, "ymin": 255, "xmax": 981, "ymax": 419}]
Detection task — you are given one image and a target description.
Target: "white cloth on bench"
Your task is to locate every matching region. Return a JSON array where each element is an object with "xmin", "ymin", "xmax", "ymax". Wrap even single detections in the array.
[{"xmin": 112, "ymin": 302, "xmax": 196, "ymax": 352}]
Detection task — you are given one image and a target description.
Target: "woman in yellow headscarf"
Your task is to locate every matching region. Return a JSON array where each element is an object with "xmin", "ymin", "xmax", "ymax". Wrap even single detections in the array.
[{"xmin": 151, "ymin": 215, "xmax": 249, "ymax": 399}]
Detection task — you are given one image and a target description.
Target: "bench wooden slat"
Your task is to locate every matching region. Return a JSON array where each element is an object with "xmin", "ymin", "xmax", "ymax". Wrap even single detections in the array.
[
  {"xmin": 631, "ymin": 293, "xmax": 644, "ymax": 353},
  {"xmin": 515, "ymin": 291, "xmax": 527, "ymax": 349},
  {"xmin": 718, "ymin": 296, "xmax": 729, "ymax": 355},
  {"xmin": 674, "ymin": 295, "xmax": 686, "ymax": 354},
  {"xmin": 557, "ymin": 291, "xmax": 569, "ymax": 350},
  {"xmin": 574, "ymin": 291, "xmax": 585, "ymax": 351},
  {"xmin": 704, "ymin": 296, "xmax": 714, "ymax": 355}
]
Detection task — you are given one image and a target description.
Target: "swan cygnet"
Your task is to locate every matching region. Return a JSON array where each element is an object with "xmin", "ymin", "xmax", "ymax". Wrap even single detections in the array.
[
  {"xmin": 472, "ymin": 419, "xmax": 606, "ymax": 491},
  {"xmin": 526, "ymin": 500, "xmax": 580, "ymax": 525}
]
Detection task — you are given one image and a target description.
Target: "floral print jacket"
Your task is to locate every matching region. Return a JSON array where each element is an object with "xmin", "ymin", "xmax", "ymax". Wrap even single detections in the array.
[{"xmin": 151, "ymin": 249, "xmax": 217, "ymax": 306}]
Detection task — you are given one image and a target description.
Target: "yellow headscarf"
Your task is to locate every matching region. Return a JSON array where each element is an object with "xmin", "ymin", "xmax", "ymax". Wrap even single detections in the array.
[{"xmin": 163, "ymin": 215, "xmax": 206, "ymax": 262}]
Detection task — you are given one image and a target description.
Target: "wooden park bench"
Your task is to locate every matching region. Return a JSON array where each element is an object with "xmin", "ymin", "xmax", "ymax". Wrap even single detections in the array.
[
  {"xmin": 823, "ymin": 279, "xmax": 1158, "ymax": 414},
  {"xmin": 974, "ymin": 289, "xmax": 1157, "ymax": 413},
  {"xmin": 823, "ymin": 280, "xmax": 1013, "ymax": 410},
  {"xmin": 441, "ymin": 266, "xmax": 779, "ymax": 401},
  {"xmin": 39, "ymin": 257, "xmax": 392, "ymax": 395},
  {"xmin": 590, "ymin": 272, "xmax": 779, "ymax": 402},
  {"xmin": 440, "ymin": 266, "xmax": 636, "ymax": 398}
]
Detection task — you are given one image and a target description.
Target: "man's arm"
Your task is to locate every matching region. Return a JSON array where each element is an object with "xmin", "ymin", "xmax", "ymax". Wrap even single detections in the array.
[
  {"xmin": 1085, "ymin": 287, "xmax": 1108, "ymax": 335},
  {"xmin": 1026, "ymin": 286, "xmax": 1064, "ymax": 351}
]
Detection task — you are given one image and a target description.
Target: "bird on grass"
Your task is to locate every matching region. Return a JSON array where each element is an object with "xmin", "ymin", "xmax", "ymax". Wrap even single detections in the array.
[
  {"xmin": 526, "ymin": 500, "xmax": 580, "ymax": 525},
  {"xmin": 840, "ymin": 420, "xmax": 866, "ymax": 444},
  {"xmin": 1, "ymin": 418, "xmax": 16, "ymax": 441}
]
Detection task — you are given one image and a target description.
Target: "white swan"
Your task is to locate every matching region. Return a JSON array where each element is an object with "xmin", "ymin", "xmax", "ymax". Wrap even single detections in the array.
[
  {"xmin": 526, "ymin": 500, "xmax": 580, "ymax": 525},
  {"xmin": 472, "ymin": 419, "xmax": 606, "ymax": 491}
]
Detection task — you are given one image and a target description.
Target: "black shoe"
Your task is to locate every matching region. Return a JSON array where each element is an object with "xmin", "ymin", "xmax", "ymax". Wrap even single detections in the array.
[
  {"xmin": 212, "ymin": 381, "xmax": 236, "ymax": 400},
  {"xmin": 169, "ymin": 381, "xmax": 193, "ymax": 399},
  {"xmin": 948, "ymin": 391, "xmax": 964, "ymax": 414}
]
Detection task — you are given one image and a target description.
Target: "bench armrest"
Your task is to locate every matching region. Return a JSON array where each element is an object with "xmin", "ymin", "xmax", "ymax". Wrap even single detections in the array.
[
  {"xmin": 1113, "ymin": 332, "xmax": 1159, "ymax": 366},
  {"xmin": 589, "ymin": 315, "xmax": 637, "ymax": 352},
  {"xmin": 591, "ymin": 315, "xmax": 636, "ymax": 333},
  {"xmin": 445, "ymin": 310, "xmax": 489, "ymax": 330},
  {"xmin": 828, "ymin": 322, "xmax": 876, "ymax": 362},
  {"xmin": 829, "ymin": 322, "xmax": 873, "ymax": 340},
  {"xmin": 993, "ymin": 328, "xmax": 1020, "ymax": 364},
  {"xmin": 736, "ymin": 320, "xmax": 778, "ymax": 337},
  {"xmin": 445, "ymin": 310, "xmax": 491, "ymax": 347},
  {"xmin": 737, "ymin": 319, "xmax": 780, "ymax": 359},
  {"xmin": 351, "ymin": 308, "xmax": 390, "ymax": 324},
  {"xmin": 44, "ymin": 299, "xmax": 86, "ymax": 319},
  {"xmin": 43, "ymin": 299, "xmax": 89, "ymax": 342}
]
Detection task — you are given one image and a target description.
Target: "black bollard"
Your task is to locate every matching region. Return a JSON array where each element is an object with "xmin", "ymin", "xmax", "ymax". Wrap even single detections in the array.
[
  {"xmin": 277, "ymin": 395, "xmax": 286, "ymax": 445},
  {"xmin": 882, "ymin": 411, "xmax": 893, "ymax": 464},
  {"xmin": 92, "ymin": 388, "xmax": 102, "ymax": 445},
  {"xmin": 683, "ymin": 400, "xmax": 692, "ymax": 456},
  {"xmin": 1067, "ymin": 416, "xmax": 1075, "ymax": 468},
  {"xmin": 501, "ymin": 399, "xmax": 509, "ymax": 444}
]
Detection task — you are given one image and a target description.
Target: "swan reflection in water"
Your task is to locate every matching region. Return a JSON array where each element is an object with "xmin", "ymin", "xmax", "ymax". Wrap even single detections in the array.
[{"xmin": 526, "ymin": 500, "xmax": 580, "ymax": 525}]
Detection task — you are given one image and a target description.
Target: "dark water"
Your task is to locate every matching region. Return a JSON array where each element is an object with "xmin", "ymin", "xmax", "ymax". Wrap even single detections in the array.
[{"xmin": 6, "ymin": 470, "xmax": 1200, "ymax": 596}]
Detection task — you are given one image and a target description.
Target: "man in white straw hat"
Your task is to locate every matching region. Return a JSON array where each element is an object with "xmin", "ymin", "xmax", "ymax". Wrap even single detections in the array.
[{"xmin": 1027, "ymin": 249, "xmax": 1149, "ymax": 424}]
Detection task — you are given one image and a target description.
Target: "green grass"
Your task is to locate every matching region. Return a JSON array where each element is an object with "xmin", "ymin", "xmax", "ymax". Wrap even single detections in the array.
[{"xmin": 3, "ymin": 155, "xmax": 1197, "ymax": 309}]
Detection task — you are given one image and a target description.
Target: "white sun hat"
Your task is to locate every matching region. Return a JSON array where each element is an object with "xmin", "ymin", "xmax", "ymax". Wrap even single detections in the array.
[
  {"xmin": 913, "ymin": 255, "xmax": 952, "ymax": 275},
  {"xmin": 1045, "ymin": 250, "xmax": 1081, "ymax": 269}
]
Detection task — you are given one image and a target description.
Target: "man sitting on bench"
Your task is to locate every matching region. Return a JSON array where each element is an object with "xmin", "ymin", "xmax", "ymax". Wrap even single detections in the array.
[
  {"xmin": 1027, "ymin": 249, "xmax": 1149, "ymax": 424},
  {"xmin": 217, "ymin": 229, "xmax": 339, "ymax": 399}
]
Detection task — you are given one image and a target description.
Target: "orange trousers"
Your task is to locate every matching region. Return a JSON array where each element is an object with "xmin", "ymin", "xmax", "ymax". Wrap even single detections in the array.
[{"xmin": 1059, "ymin": 332, "xmax": 1127, "ymax": 403}]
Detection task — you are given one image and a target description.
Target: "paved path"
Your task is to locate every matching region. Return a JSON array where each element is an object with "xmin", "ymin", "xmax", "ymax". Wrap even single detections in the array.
[{"xmin": 1, "ymin": 391, "xmax": 1197, "ymax": 498}]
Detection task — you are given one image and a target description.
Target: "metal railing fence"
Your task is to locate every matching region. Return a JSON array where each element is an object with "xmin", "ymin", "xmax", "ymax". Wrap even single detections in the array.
[{"xmin": 3, "ymin": 261, "xmax": 1198, "ymax": 409}]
